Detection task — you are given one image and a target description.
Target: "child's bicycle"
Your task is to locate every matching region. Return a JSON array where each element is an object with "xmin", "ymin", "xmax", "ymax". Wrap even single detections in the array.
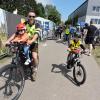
[
  {"xmin": 0, "ymin": 42, "xmax": 34, "ymax": 100},
  {"xmin": 67, "ymin": 49, "xmax": 86, "ymax": 85}
]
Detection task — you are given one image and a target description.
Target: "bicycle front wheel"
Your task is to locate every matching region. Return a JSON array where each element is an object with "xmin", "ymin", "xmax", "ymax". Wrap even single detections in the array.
[
  {"xmin": 73, "ymin": 63, "xmax": 86, "ymax": 85},
  {"xmin": 0, "ymin": 64, "xmax": 25, "ymax": 100}
]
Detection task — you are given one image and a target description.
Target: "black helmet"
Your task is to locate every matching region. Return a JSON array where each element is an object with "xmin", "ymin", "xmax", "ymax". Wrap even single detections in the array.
[
  {"xmin": 74, "ymin": 33, "xmax": 81, "ymax": 38},
  {"xmin": 85, "ymin": 23, "xmax": 88, "ymax": 27}
]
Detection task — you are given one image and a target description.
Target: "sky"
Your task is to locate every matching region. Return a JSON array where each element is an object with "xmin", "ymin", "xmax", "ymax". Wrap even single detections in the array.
[{"xmin": 36, "ymin": 0, "xmax": 86, "ymax": 21}]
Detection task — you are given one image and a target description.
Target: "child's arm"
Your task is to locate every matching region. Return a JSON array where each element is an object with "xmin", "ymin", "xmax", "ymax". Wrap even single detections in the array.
[
  {"xmin": 18, "ymin": 33, "xmax": 28, "ymax": 43},
  {"xmin": 27, "ymin": 34, "xmax": 38, "ymax": 45},
  {"xmin": 80, "ymin": 44, "xmax": 85, "ymax": 50},
  {"xmin": 6, "ymin": 33, "xmax": 16, "ymax": 44}
]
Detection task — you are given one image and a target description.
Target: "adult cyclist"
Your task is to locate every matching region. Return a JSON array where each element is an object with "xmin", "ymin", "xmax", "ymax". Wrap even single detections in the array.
[{"xmin": 24, "ymin": 10, "xmax": 41, "ymax": 81}]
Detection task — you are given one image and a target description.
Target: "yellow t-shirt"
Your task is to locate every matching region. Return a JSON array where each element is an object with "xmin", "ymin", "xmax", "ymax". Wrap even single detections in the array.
[{"xmin": 70, "ymin": 40, "xmax": 82, "ymax": 50}]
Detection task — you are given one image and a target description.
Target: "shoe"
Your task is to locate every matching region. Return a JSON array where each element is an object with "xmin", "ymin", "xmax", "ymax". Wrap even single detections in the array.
[
  {"xmin": 24, "ymin": 59, "xmax": 31, "ymax": 65},
  {"xmin": 67, "ymin": 65, "xmax": 71, "ymax": 69},
  {"xmin": 31, "ymin": 71, "xmax": 37, "ymax": 81},
  {"xmin": 33, "ymin": 67, "xmax": 38, "ymax": 72},
  {"xmin": 88, "ymin": 53, "xmax": 91, "ymax": 56}
]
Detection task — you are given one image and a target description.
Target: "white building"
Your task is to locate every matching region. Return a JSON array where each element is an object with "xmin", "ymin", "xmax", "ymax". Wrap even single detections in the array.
[{"xmin": 69, "ymin": 0, "xmax": 100, "ymax": 28}]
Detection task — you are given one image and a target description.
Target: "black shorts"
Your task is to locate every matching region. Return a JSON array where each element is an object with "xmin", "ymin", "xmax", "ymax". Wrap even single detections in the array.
[
  {"xmin": 30, "ymin": 43, "xmax": 38, "ymax": 53},
  {"xmin": 85, "ymin": 36, "xmax": 94, "ymax": 44}
]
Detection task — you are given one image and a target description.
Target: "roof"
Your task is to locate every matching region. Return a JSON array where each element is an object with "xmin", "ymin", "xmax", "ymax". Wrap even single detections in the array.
[{"xmin": 69, "ymin": 0, "xmax": 88, "ymax": 17}]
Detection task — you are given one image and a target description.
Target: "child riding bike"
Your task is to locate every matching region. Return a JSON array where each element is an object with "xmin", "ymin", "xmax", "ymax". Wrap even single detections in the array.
[
  {"xmin": 6, "ymin": 23, "xmax": 31, "ymax": 65},
  {"xmin": 67, "ymin": 34, "xmax": 86, "ymax": 69}
]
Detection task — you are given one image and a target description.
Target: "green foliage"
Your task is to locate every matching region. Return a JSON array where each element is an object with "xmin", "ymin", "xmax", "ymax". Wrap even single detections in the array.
[
  {"xmin": 0, "ymin": 0, "xmax": 45, "ymax": 17},
  {"xmin": 36, "ymin": 3, "xmax": 46, "ymax": 17},
  {"xmin": 0, "ymin": 1, "xmax": 61, "ymax": 24},
  {"xmin": 0, "ymin": 32, "xmax": 8, "ymax": 55},
  {"xmin": 65, "ymin": 18, "xmax": 72, "ymax": 25},
  {"xmin": 45, "ymin": 5, "xmax": 61, "ymax": 25}
]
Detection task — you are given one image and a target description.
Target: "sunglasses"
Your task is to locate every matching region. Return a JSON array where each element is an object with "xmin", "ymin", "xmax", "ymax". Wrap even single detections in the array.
[
  {"xmin": 28, "ymin": 15, "xmax": 35, "ymax": 18},
  {"xmin": 18, "ymin": 29, "xmax": 25, "ymax": 32}
]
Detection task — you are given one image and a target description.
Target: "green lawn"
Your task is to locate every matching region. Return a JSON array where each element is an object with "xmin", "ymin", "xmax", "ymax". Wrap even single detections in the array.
[
  {"xmin": 93, "ymin": 46, "xmax": 100, "ymax": 66},
  {"xmin": 0, "ymin": 32, "xmax": 8, "ymax": 55}
]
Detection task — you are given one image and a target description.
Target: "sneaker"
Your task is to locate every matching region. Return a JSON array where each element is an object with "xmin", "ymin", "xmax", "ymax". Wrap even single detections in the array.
[
  {"xmin": 67, "ymin": 65, "xmax": 72, "ymax": 69},
  {"xmin": 31, "ymin": 71, "xmax": 37, "ymax": 81},
  {"xmin": 88, "ymin": 51, "xmax": 91, "ymax": 56},
  {"xmin": 24, "ymin": 59, "xmax": 31, "ymax": 65},
  {"xmin": 88, "ymin": 53, "xmax": 91, "ymax": 56},
  {"xmin": 33, "ymin": 67, "xmax": 38, "ymax": 72}
]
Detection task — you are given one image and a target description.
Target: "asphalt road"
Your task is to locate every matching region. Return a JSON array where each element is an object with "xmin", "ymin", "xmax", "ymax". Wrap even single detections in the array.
[{"xmin": 0, "ymin": 40, "xmax": 100, "ymax": 100}]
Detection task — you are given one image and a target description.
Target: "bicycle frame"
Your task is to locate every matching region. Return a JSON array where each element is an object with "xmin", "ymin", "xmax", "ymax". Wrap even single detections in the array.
[
  {"xmin": 67, "ymin": 50, "xmax": 82, "ymax": 67},
  {"xmin": 10, "ymin": 43, "xmax": 26, "ymax": 66}
]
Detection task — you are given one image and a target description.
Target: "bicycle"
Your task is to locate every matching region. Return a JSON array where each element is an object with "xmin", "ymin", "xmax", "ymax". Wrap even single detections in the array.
[
  {"xmin": 67, "ymin": 49, "xmax": 86, "ymax": 85},
  {"xmin": 0, "ymin": 42, "xmax": 33, "ymax": 100}
]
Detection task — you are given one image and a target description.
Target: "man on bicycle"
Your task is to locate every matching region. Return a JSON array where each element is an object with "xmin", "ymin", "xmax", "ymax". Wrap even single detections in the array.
[
  {"xmin": 24, "ymin": 10, "xmax": 41, "ymax": 81},
  {"xmin": 67, "ymin": 34, "xmax": 86, "ymax": 69}
]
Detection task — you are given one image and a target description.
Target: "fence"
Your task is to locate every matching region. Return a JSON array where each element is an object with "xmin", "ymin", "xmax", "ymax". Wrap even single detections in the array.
[{"xmin": 0, "ymin": 8, "xmax": 26, "ymax": 57}]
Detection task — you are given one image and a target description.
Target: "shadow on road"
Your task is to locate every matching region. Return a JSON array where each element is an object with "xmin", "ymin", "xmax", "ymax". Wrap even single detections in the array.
[{"xmin": 51, "ymin": 64, "xmax": 79, "ymax": 86}]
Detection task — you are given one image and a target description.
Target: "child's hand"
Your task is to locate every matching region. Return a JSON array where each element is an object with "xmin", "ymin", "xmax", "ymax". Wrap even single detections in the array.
[
  {"xmin": 5, "ymin": 41, "xmax": 10, "ymax": 45},
  {"xmin": 67, "ymin": 48, "xmax": 71, "ymax": 52}
]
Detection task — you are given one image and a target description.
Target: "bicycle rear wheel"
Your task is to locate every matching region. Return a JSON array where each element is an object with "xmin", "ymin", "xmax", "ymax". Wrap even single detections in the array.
[
  {"xmin": 0, "ymin": 64, "xmax": 25, "ymax": 100},
  {"xmin": 73, "ymin": 63, "xmax": 86, "ymax": 85}
]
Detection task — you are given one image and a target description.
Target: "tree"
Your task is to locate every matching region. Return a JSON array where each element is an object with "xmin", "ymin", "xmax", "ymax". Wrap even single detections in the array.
[
  {"xmin": 65, "ymin": 18, "xmax": 72, "ymax": 25},
  {"xmin": 0, "ymin": 0, "xmax": 45, "ymax": 17},
  {"xmin": 45, "ymin": 5, "xmax": 61, "ymax": 25},
  {"xmin": 36, "ymin": 3, "xmax": 46, "ymax": 17}
]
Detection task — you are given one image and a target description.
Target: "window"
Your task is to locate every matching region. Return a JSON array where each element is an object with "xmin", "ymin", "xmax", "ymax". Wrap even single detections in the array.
[
  {"xmin": 91, "ymin": 19, "xmax": 99, "ymax": 24},
  {"xmin": 93, "ymin": 6, "xmax": 96, "ymax": 11},
  {"xmin": 94, "ymin": 19, "xmax": 98, "ymax": 24},
  {"xmin": 91, "ymin": 19, "xmax": 95, "ymax": 24},
  {"xmin": 98, "ymin": 19, "xmax": 100, "ymax": 24},
  {"xmin": 92, "ymin": 6, "xmax": 100, "ymax": 12},
  {"xmin": 96, "ymin": 7, "xmax": 100, "ymax": 12}
]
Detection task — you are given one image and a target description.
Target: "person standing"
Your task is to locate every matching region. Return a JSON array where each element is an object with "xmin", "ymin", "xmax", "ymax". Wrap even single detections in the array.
[
  {"xmin": 84, "ymin": 21, "xmax": 97, "ymax": 56},
  {"xmin": 65, "ymin": 26, "xmax": 70, "ymax": 46}
]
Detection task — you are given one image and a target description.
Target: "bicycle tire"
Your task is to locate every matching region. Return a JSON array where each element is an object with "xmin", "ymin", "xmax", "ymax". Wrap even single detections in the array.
[
  {"xmin": 73, "ymin": 63, "xmax": 86, "ymax": 85},
  {"xmin": 0, "ymin": 64, "xmax": 25, "ymax": 100}
]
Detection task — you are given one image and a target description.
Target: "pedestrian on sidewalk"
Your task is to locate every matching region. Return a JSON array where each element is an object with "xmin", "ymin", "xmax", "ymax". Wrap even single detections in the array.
[
  {"xmin": 65, "ymin": 25, "xmax": 70, "ymax": 46},
  {"xmin": 84, "ymin": 21, "xmax": 97, "ymax": 56}
]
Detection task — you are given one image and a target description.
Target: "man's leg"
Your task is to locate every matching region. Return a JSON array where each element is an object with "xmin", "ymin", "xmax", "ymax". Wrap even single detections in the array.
[
  {"xmin": 32, "ymin": 52, "xmax": 39, "ymax": 70},
  {"xmin": 60, "ymin": 33, "xmax": 62, "ymax": 39},
  {"xmin": 31, "ymin": 50, "xmax": 39, "ymax": 81},
  {"xmin": 29, "ymin": 43, "xmax": 39, "ymax": 81},
  {"xmin": 89, "ymin": 44, "xmax": 93, "ymax": 56}
]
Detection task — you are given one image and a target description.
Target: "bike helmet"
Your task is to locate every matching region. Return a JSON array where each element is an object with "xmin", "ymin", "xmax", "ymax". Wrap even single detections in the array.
[
  {"xmin": 16, "ymin": 23, "xmax": 26, "ymax": 30},
  {"xmin": 74, "ymin": 33, "xmax": 81, "ymax": 38},
  {"xmin": 85, "ymin": 23, "xmax": 88, "ymax": 27}
]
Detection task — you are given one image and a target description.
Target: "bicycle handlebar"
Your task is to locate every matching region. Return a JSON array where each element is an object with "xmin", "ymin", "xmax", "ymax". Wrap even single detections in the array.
[{"xmin": 67, "ymin": 48, "xmax": 86, "ymax": 55}]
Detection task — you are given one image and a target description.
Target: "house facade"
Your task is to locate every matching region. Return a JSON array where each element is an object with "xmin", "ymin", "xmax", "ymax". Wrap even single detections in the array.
[{"xmin": 68, "ymin": 0, "xmax": 100, "ymax": 28}]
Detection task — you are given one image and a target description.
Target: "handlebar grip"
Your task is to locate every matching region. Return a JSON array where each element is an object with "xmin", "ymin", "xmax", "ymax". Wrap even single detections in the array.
[{"xmin": 5, "ymin": 44, "xmax": 10, "ymax": 47}]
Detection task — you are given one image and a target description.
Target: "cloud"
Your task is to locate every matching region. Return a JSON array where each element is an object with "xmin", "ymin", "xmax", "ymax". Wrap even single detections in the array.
[{"xmin": 36, "ymin": 0, "xmax": 53, "ymax": 6}]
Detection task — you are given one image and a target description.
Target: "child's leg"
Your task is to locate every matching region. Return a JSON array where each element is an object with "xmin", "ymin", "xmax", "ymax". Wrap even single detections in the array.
[{"xmin": 24, "ymin": 45, "xmax": 30, "ymax": 59}]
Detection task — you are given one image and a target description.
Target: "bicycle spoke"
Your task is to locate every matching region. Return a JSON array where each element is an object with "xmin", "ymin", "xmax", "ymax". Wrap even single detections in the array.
[{"xmin": 0, "ymin": 65, "xmax": 25, "ymax": 100}]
